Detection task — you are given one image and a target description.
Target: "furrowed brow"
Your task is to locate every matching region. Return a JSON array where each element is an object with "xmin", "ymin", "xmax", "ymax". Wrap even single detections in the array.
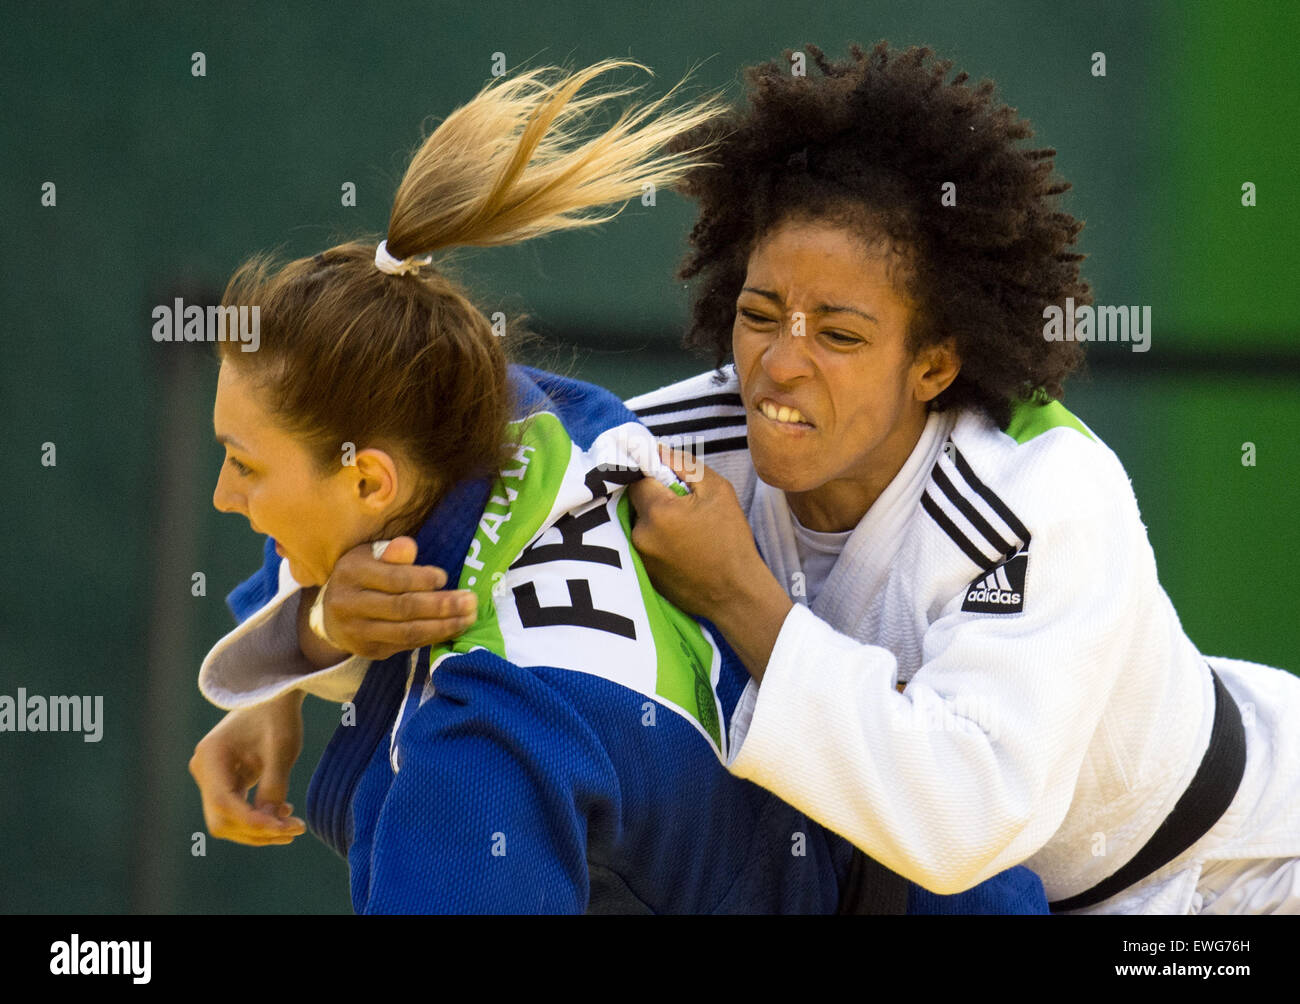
[
  {"xmin": 812, "ymin": 303, "xmax": 878, "ymax": 325},
  {"xmin": 740, "ymin": 287, "xmax": 783, "ymax": 305}
]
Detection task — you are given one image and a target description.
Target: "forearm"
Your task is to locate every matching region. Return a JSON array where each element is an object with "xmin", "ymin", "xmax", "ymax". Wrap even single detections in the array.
[
  {"xmin": 201, "ymin": 582, "xmax": 366, "ymax": 710},
  {"xmin": 296, "ymin": 586, "xmax": 351, "ymax": 669},
  {"xmin": 707, "ymin": 563, "xmax": 794, "ymax": 683}
]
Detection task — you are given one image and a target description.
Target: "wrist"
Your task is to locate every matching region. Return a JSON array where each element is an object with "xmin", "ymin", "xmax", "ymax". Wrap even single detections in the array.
[
  {"xmin": 711, "ymin": 551, "xmax": 779, "ymax": 620},
  {"xmin": 307, "ymin": 580, "xmax": 338, "ymax": 647},
  {"xmin": 297, "ymin": 587, "xmax": 350, "ymax": 669},
  {"xmin": 710, "ymin": 562, "xmax": 793, "ymax": 682}
]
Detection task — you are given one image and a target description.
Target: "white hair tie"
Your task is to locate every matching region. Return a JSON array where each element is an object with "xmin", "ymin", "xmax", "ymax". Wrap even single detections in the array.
[{"xmin": 374, "ymin": 239, "xmax": 433, "ymax": 276}]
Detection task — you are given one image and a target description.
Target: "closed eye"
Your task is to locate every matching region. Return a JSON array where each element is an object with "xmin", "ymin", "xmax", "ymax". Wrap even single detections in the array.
[
  {"xmin": 739, "ymin": 308, "xmax": 776, "ymax": 325},
  {"xmin": 226, "ymin": 456, "xmax": 252, "ymax": 476}
]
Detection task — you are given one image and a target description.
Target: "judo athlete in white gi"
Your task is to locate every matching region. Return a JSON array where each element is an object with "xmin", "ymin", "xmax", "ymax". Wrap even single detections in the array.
[
  {"xmin": 620, "ymin": 43, "xmax": 1300, "ymax": 917},
  {"xmin": 627, "ymin": 366, "xmax": 1300, "ymax": 915}
]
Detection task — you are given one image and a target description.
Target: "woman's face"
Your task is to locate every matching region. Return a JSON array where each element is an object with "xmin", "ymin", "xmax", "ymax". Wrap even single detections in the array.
[
  {"xmin": 211, "ymin": 362, "xmax": 400, "ymax": 587},
  {"xmin": 732, "ymin": 218, "xmax": 958, "ymax": 530}
]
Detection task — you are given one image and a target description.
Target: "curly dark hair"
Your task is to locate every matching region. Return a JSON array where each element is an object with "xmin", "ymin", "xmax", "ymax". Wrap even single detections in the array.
[{"xmin": 673, "ymin": 41, "xmax": 1091, "ymax": 427}]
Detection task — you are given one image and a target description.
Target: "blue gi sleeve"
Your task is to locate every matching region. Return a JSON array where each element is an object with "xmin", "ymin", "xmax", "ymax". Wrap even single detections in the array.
[
  {"xmin": 360, "ymin": 652, "xmax": 621, "ymax": 914},
  {"xmin": 226, "ymin": 536, "xmax": 280, "ymax": 624},
  {"xmin": 910, "ymin": 864, "xmax": 1048, "ymax": 914}
]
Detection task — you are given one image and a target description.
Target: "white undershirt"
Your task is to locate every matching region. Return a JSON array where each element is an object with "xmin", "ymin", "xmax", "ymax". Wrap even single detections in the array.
[{"xmin": 789, "ymin": 510, "xmax": 854, "ymax": 605}]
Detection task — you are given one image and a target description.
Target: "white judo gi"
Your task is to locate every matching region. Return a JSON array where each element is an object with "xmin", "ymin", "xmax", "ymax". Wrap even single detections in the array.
[{"xmin": 628, "ymin": 366, "xmax": 1300, "ymax": 914}]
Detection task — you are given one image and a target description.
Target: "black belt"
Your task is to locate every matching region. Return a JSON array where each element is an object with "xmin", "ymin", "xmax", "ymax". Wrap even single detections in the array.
[{"xmin": 1049, "ymin": 666, "xmax": 1247, "ymax": 912}]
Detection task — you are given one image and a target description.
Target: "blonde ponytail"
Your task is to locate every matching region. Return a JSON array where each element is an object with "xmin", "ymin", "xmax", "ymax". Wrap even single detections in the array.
[
  {"xmin": 221, "ymin": 59, "xmax": 728, "ymax": 535},
  {"xmin": 384, "ymin": 58, "xmax": 729, "ymax": 257}
]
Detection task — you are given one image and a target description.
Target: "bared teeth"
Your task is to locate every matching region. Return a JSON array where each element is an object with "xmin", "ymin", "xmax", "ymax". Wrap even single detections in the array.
[{"xmin": 760, "ymin": 399, "xmax": 808, "ymax": 424}]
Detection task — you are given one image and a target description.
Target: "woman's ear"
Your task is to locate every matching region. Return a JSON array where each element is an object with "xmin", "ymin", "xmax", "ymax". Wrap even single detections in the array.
[
  {"xmin": 351, "ymin": 448, "xmax": 402, "ymax": 514},
  {"xmin": 913, "ymin": 338, "xmax": 961, "ymax": 403}
]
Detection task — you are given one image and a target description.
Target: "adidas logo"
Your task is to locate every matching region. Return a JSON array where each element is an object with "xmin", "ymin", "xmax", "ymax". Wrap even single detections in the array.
[
  {"xmin": 967, "ymin": 571, "xmax": 1020, "ymax": 606},
  {"xmin": 923, "ymin": 438, "xmax": 1032, "ymax": 616},
  {"xmin": 961, "ymin": 551, "xmax": 1028, "ymax": 614}
]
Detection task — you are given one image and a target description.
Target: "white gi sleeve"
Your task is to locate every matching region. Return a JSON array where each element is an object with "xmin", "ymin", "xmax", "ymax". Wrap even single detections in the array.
[{"xmin": 726, "ymin": 482, "xmax": 1151, "ymax": 894}]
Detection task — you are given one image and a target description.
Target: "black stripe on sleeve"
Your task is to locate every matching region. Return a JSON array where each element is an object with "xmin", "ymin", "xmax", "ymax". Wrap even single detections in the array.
[
  {"xmin": 948, "ymin": 445, "xmax": 1033, "ymax": 545},
  {"xmin": 931, "ymin": 464, "xmax": 1016, "ymax": 557},
  {"xmin": 633, "ymin": 391, "xmax": 744, "ymax": 418},
  {"xmin": 643, "ymin": 414, "xmax": 749, "ymax": 437},
  {"xmin": 921, "ymin": 492, "xmax": 998, "ymax": 572},
  {"xmin": 699, "ymin": 435, "xmax": 749, "ymax": 456}
]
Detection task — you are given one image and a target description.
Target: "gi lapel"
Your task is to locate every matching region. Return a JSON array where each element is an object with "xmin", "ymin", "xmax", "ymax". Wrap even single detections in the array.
[
  {"xmin": 813, "ymin": 409, "xmax": 954, "ymax": 640},
  {"xmin": 748, "ymin": 477, "xmax": 802, "ymax": 605},
  {"xmin": 746, "ymin": 410, "xmax": 954, "ymax": 642}
]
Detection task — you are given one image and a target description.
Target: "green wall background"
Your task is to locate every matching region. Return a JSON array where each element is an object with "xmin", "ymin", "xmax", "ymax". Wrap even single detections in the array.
[{"xmin": 1, "ymin": 1, "xmax": 1295, "ymax": 913}]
